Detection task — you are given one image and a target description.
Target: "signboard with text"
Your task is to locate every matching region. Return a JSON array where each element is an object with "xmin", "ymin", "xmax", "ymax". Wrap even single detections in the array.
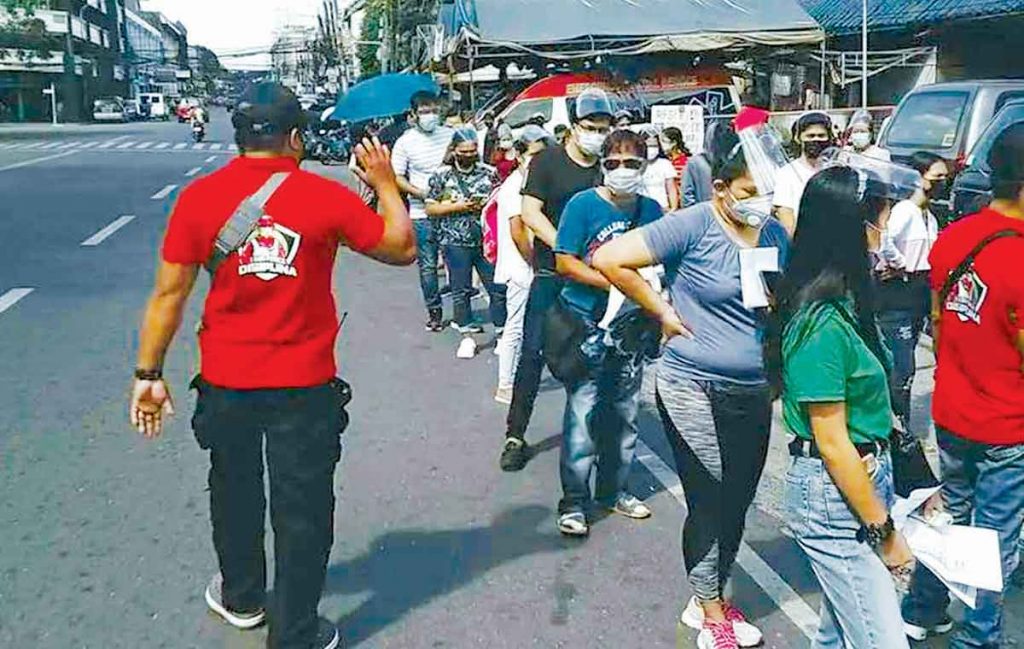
[{"xmin": 651, "ymin": 105, "xmax": 705, "ymax": 154}]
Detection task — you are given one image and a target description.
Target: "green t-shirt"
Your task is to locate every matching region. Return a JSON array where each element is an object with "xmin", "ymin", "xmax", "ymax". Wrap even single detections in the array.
[{"xmin": 782, "ymin": 299, "xmax": 893, "ymax": 444}]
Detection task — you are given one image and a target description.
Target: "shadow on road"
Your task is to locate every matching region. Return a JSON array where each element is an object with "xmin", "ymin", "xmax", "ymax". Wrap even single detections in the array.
[{"xmin": 324, "ymin": 504, "xmax": 565, "ymax": 646}]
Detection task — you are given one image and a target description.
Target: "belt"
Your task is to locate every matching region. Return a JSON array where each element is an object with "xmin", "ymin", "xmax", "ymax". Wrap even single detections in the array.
[{"xmin": 788, "ymin": 437, "xmax": 888, "ymax": 459}]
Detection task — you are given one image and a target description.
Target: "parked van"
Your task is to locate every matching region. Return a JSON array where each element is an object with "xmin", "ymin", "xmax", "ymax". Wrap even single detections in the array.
[
  {"xmin": 951, "ymin": 99, "xmax": 1024, "ymax": 219},
  {"xmin": 138, "ymin": 92, "xmax": 170, "ymax": 121},
  {"xmin": 496, "ymin": 70, "xmax": 740, "ymax": 134},
  {"xmin": 879, "ymin": 80, "xmax": 1024, "ymax": 169}
]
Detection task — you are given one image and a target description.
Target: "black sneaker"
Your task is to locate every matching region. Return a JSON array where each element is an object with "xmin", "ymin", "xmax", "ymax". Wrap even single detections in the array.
[
  {"xmin": 903, "ymin": 613, "xmax": 954, "ymax": 641},
  {"xmin": 500, "ymin": 437, "xmax": 529, "ymax": 472},
  {"xmin": 316, "ymin": 618, "xmax": 340, "ymax": 649},
  {"xmin": 425, "ymin": 309, "xmax": 444, "ymax": 332},
  {"xmin": 204, "ymin": 573, "xmax": 266, "ymax": 629}
]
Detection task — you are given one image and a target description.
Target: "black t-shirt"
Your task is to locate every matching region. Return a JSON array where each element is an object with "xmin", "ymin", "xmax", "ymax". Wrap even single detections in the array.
[{"xmin": 522, "ymin": 145, "xmax": 601, "ymax": 274}]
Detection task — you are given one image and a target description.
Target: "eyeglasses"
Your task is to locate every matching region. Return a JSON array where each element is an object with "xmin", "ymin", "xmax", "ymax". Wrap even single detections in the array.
[
  {"xmin": 577, "ymin": 122, "xmax": 611, "ymax": 135},
  {"xmin": 602, "ymin": 158, "xmax": 644, "ymax": 171}
]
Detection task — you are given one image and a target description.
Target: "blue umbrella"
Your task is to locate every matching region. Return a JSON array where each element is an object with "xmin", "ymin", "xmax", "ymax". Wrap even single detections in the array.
[{"xmin": 330, "ymin": 73, "xmax": 440, "ymax": 123}]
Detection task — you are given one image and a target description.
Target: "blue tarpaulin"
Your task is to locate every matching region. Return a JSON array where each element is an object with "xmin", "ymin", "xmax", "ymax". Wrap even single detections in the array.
[{"xmin": 330, "ymin": 73, "xmax": 439, "ymax": 123}]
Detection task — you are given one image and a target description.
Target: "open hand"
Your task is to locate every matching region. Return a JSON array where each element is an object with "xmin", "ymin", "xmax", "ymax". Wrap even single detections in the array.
[
  {"xmin": 354, "ymin": 137, "xmax": 397, "ymax": 191},
  {"xmin": 130, "ymin": 379, "xmax": 175, "ymax": 439}
]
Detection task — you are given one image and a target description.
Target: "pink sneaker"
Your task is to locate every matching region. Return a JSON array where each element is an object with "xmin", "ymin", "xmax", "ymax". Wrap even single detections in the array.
[
  {"xmin": 697, "ymin": 620, "xmax": 739, "ymax": 649},
  {"xmin": 723, "ymin": 602, "xmax": 763, "ymax": 646}
]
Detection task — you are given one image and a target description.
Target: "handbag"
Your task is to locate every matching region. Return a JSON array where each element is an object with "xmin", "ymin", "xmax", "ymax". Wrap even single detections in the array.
[{"xmin": 542, "ymin": 299, "xmax": 592, "ymax": 385}]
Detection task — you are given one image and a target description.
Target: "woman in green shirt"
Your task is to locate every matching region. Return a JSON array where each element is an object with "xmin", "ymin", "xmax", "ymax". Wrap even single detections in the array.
[{"xmin": 774, "ymin": 165, "xmax": 915, "ymax": 648}]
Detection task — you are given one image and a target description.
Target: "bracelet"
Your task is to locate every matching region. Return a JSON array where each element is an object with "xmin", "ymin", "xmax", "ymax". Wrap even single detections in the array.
[{"xmin": 134, "ymin": 368, "xmax": 163, "ymax": 381}]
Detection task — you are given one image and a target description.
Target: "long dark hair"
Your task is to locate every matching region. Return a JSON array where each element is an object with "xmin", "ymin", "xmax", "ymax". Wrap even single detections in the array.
[{"xmin": 766, "ymin": 166, "xmax": 890, "ymax": 386}]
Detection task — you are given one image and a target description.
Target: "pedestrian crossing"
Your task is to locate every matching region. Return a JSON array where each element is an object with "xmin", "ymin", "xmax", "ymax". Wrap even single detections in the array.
[{"xmin": 0, "ymin": 139, "xmax": 238, "ymax": 154}]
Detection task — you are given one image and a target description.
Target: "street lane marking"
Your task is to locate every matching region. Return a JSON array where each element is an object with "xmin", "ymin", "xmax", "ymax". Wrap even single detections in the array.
[
  {"xmin": 116, "ymin": 141, "xmax": 136, "ymax": 149},
  {"xmin": 97, "ymin": 140, "xmax": 119, "ymax": 149},
  {"xmin": 77, "ymin": 141, "xmax": 98, "ymax": 149},
  {"xmin": 81, "ymin": 215, "xmax": 135, "ymax": 246},
  {"xmin": 634, "ymin": 439, "xmax": 819, "ymax": 640},
  {"xmin": 209, "ymin": 143, "xmax": 222, "ymax": 150},
  {"xmin": 204, "ymin": 155, "xmax": 217, "ymax": 163},
  {"xmin": 155, "ymin": 142, "xmax": 170, "ymax": 149},
  {"xmin": 0, "ymin": 288, "xmax": 34, "ymax": 315},
  {"xmin": 40, "ymin": 142, "xmax": 62, "ymax": 149},
  {"xmin": 173, "ymin": 143, "xmax": 187, "ymax": 150},
  {"xmin": 57, "ymin": 141, "xmax": 79, "ymax": 149},
  {"xmin": 0, "ymin": 150, "xmax": 78, "ymax": 172},
  {"xmin": 151, "ymin": 184, "xmax": 177, "ymax": 199},
  {"xmin": 185, "ymin": 166, "xmax": 202, "ymax": 177},
  {"xmin": 136, "ymin": 141, "xmax": 154, "ymax": 149},
  {"xmin": 23, "ymin": 142, "xmax": 47, "ymax": 150},
  {"xmin": 192, "ymin": 143, "xmax": 206, "ymax": 150},
  {"xmin": 0, "ymin": 142, "xmax": 19, "ymax": 149}
]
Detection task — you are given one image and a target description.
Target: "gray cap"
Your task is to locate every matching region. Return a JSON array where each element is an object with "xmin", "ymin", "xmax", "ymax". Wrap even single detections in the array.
[{"xmin": 518, "ymin": 124, "xmax": 555, "ymax": 146}]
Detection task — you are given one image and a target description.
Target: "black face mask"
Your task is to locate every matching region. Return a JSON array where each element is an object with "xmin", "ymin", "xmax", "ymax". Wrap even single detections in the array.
[
  {"xmin": 927, "ymin": 179, "xmax": 950, "ymax": 201},
  {"xmin": 455, "ymin": 155, "xmax": 478, "ymax": 170},
  {"xmin": 802, "ymin": 140, "xmax": 830, "ymax": 159}
]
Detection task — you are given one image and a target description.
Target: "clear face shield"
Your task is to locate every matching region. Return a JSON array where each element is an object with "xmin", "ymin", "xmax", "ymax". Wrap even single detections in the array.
[
  {"xmin": 818, "ymin": 148, "xmax": 924, "ymax": 203},
  {"xmin": 722, "ymin": 124, "xmax": 793, "ymax": 226}
]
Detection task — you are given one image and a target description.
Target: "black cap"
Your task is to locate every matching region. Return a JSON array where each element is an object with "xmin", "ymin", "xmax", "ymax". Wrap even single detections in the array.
[{"xmin": 232, "ymin": 83, "xmax": 306, "ymax": 137}]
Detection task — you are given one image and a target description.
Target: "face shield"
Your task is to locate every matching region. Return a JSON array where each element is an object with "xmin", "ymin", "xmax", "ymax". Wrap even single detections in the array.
[
  {"xmin": 819, "ymin": 148, "xmax": 923, "ymax": 202},
  {"xmin": 573, "ymin": 87, "xmax": 615, "ymax": 123},
  {"xmin": 735, "ymin": 123, "xmax": 793, "ymax": 196}
]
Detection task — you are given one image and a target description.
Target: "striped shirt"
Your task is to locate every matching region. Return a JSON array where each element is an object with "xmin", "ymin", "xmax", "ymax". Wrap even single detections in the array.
[{"xmin": 392, "ymin": 126, "xmax": 454, "ymax": 220}]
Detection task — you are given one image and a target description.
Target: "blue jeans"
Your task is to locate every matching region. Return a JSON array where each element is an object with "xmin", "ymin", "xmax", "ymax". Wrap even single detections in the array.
[
  {"xmin": 413, "ymin": 219, "xmax": 441, "ymax": 314},
  {"xmin": 784, "ymin": 451, "xmax": 910, "ymax": 649},
  {"xmin": 442, "ymin": 244, "xmax": 506, "ymax": 328},
  {"xmin": 558, "ymin": 329, "xmax": 643, "ymax": 514},
  {"xmin": 877, "ymin": 308, "xmax": 927, "ymax": 433},
  {"xmin": 903, "ymin": 427, "xmax": 1024, "ymax": 648}
]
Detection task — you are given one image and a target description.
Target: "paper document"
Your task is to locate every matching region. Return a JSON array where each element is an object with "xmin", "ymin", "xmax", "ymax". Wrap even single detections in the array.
[
  {"xmin": 892, "ymin": 485, "xmax": 942, "ymax": 529},
  {"xmin": 901, "ymin": 517, "xmax": 1002, "ymax": 608},
  {"xmin": 739, "ymin": 247, "xmax": 780, "ymax": 309},
  {"xmin": 599, "ymin": 265, "xmax": 663, "ymax": 330}
]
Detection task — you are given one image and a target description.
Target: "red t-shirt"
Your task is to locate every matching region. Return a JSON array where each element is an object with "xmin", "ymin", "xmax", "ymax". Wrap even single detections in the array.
[
  {"xmin": 929, "ymin": 207, "xmax": 1024, "ymax": 444},
  {"xmin": 162, "ymin": 156, "xmax": 385, "ymax": 389}
]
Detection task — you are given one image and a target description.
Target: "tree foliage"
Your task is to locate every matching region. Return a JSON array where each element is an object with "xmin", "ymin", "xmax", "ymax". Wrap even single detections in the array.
[
  {"xmin": 358, "ymin": 0, "xmax": 438, "ymax": 80},
  {"xmin": 0, "ymin": 0, "xmax": 58, "ymax": 58}
]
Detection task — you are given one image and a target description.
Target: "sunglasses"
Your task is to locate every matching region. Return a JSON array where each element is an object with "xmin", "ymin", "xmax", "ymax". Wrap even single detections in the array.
[{"xmin": 602, "ymin": 158, "xmax": 644, "ymax": 171}]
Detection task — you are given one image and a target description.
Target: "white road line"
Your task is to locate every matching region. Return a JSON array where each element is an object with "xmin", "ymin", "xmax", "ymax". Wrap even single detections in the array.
[
  {"xmin": 192, "ymin": 143, "xmax": 206, "ymax": 150},
  {"xmin": 116, "ymin": 141, "xmax": 136, "ymax": 149},
  {"xmin": 97, "ymin": 140, "xmax": 118, "ymax": 149},
  {"xmin": 39, "ymin": 142, "xmax": 63, "ymax": 150},
  {"xmin": 209, "ymin": 143, "xmax": 222, "ymax": 150},
  {"xmin": 155, "ymin": 142, "xmax": 171, "ymax": 149},
  {"xmin": 151, "ymin": 184, "xmax": 177, "ymax": 199},
  {"xmin": 173, "ymin": 143, "xmax": 187, "ymax": 150},
  {"xmin": 23, "ymin": 142, "xmax": 47, "ymax": 150},
  {"xmin": 81, "ymin": 215, "xmax": 135, "ymax": 246},
  {"xmin": 135, "ymin": 141, "xmax": 154, "ymax": 149},
  {"xmin": 185, "ymin": 166, "xmax": 202, "ymax": 177},
  {"xmin": 57, "ymin": 141, "xmax": 79, "ymax": 149},
  {"xmin": 77, "ymin": 141, "xmax": 98, "ymax": 149},
  {"xmin": 0, "ymin": 150, "xmax": 78, "ymax": 172},
  {"xmin": 0, "ymin": 142, "xmax": 19, "ymax": 149},
  {"xmin": 0, "ymin": 288, "xmax": 34, "ymax": 315},
  {"xmin": 204, "ymin": 155, "xmax": 217, "ymax": 163},
  {"xmin": 634, "ymin": 439, "xmax": 820, "ymax": 640}
]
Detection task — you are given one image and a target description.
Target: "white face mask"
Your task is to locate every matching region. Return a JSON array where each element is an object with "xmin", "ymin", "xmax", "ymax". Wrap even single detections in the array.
[
  {"xmin": 646, "ymin": 146, "xmax": 660, "ymax": 161},
  {"xmin": 727, "ymin": 193, "xmax": 773, "ymax": 228},
  {"xmin": 418, "ymin": 113, "xmax": 439, "ymax": 133},
  {"xmin": 576, "ymin": 128, "xmax": 607, "ymax": 157},
  {"xmin": 604, "ymin": 167, "xmax": 644, "ymax": 195},
  {"xmin": 851, "ymin": 131, "xmax": 872, "ymax": 150}
]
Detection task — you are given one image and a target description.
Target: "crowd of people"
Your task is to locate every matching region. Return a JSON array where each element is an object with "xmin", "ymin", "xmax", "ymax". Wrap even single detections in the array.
[
  {"xmin": 131, "ymin": 80, "xmax": 1024, "ymax": 649},
  {"xmin": 385, "ymin": 85, "xmax": 1024, "ymax": 649}
]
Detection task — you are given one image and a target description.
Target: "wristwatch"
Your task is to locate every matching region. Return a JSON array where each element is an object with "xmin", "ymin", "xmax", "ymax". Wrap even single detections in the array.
[
  {"xmin": 858, "ymin": 515, "xmax": 895, "ymax": 549},
  {"xmin": 134, "ymin": 368, "xmax": 163, "ymax": 381}
]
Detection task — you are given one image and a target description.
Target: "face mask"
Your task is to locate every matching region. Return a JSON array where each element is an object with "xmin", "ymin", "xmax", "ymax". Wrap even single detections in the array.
[
  {"xmin": 576, "ymin": 129, "xmax": 607, "ymax": 157},
  {"xmin": 850, "ymin": 132, "xmax": 871, "ymax": 150},
  {"xmin": 646, "ymin": 146, "xmax": 660, "ymax": 161},
  {"xmin": 455, "ymin": 155, "xmax": 478, "ymax": 170},
  {"xmin": 418, "ymin": 113, "xmax": 439, "ymax": 133},
  {"xmin": 927, "ymin": 179, "xmax": 950, "ymax": 201},
  {"xmin": 604, "ymin": 167, "xmax": 644, "ymax": 195},
  {"xmin": 803, "ymin": 140, "xmax": 829, "ymax": 159},
  {"xmin": 727, "ymin": 193, "xmax": 773, "ymax": 228}
]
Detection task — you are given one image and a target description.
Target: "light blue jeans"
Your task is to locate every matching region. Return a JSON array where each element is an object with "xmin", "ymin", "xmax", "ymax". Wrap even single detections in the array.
[{"xmin": 784, "ymin": 450, "xmax": 910, "ymax": 649}]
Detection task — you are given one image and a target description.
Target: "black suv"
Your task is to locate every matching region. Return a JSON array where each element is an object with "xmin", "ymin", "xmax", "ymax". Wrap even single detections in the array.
[{"xmin": 951, "ymin": 100, "xmax": 1024, "ymax": 220}]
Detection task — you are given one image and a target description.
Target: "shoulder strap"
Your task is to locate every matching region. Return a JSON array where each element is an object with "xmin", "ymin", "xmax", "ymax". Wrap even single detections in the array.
[
  {"xmin": 206, "ymin": 172, "xmax": 291, "ymax": 274},
  {"xmin": 939, "ymin": 229, "xmax": 1022, "ymax": 305}
]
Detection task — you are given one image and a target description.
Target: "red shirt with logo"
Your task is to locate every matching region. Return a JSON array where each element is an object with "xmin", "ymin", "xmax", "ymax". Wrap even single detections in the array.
[
  {"xmin": 929, "ymin": 207, "xmax": 1024, "ymax": 444},
  {"xmin": 162, "ymin": 156, "xmax": 385, "ymax": 389}
]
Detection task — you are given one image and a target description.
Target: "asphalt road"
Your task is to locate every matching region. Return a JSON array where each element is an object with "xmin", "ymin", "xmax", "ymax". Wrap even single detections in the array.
[{"xmin": 0, "ymin": 110, "xmax": 1018, "ymax": 648}]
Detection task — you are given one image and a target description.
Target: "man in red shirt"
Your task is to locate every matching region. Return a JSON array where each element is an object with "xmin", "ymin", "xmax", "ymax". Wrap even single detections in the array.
[
  {"xmin": 902, "ymin": 124, "xmax": 1024, "ymax": 647},
  {"xmin": 129, "ymin": 83, "xmax": 414, "ymax": 649}
]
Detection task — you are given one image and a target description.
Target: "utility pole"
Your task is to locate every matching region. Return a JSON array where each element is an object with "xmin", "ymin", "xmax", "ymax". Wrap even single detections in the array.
[
  {"xmin": 861, "ymin": 0, "xmax": 869, "ymax": 108},
  {"xmin": 63, "ymin": 1, "xmax": 80, "ymax": 122}
]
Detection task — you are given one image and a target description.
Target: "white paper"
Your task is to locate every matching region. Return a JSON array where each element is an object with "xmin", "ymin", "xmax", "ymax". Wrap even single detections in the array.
[
  {"xmin": 599, "ymin": 265, "xmax": 663, "ymax": 330},
  {"xmin": 892, "ymin": 485, "xmax": 943, "ymax": 530},
  {"xmin": 739, "ymin": 247, "xmax": 780, "ymax": 309},
  {"xmin": 902, "ymin": 517, "xmax": 1003, "ymax": 607}
]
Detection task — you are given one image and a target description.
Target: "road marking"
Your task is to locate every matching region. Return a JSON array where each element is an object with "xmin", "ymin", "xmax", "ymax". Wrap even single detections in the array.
[
  {"xmin": 0, "ymin": 288, "xmax": 34, "ymax": 315},
  {"xmin": 634, "ymin": 439, "xmax": 819, "ymax": 640},
  {"xmin": 0, "ymin": 150, "xmax": 78, "ymax": 172},
  {"xmin": 173, "ymin": 143, "xmax": 187, "ymax": 150},
  {"xmin": 81, "ymin": 215, "xmax": 135, "ymax": 246},
  {"xmin": 97, "ymin": 140, "xmax": 119, "ymax": 149},
  {"xmin": 77, "ymin": 141, "xmax": 98, "ymax": 149},
  {"xmin": 0, "ymin": 142, "xmax": 19, "ymax": 149},
  {"xmin": 57, "ymin": 141, "xmax": 79, "ymax": 149},
  {"xmin": 23, "ymin": 142, "xmax": 47, "ymax": 150},
  {"xmin": 155, "ymin": 142, "xmax": 170, "ymax": 149},
  {"xmin": 185, "ymin": 166, "xmax": 202, "ymax": 177},
  {"xmin": 192, "ymin": 143, "xmax": 206, "ymax": 150},
  {"xmin": 135, "ymin": 141, "xmax": 154, "ymax": 149},
  {"xmin": 204, "ymin": 155, "xmax": 217, "ymax": 163},
  {"xmin": 229, "ymin": 144, "xmax": 238, "ymax": 152},
  {"xmin": 116, "ymin": 141, "xmax": 136, "ymax": 149},
  {"xmin": 151, "ymin": 184, "xmax": 177, "ymax": 199},
  {"xmin": 209, "ymin": 143, "xmax": 222, "ymax": 150},
  {"xmin": 39, "ymin": 142, "xmax": 63, "ymax": 149}
]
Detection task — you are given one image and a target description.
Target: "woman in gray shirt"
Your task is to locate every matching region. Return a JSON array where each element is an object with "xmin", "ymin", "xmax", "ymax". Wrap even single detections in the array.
[{"xmin": 594, "ymin": 124, "xmax": 789, "ymax": 649}]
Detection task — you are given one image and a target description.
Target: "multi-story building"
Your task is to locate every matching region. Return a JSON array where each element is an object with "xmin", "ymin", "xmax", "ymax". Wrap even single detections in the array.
[
  {"xmin": 140, "ymin": 11, "xmax": 189, "ymax": 98},
  {"xmin": 121, "ymin": 1, "xmax": 165, "ymax": 98},
  {"xmin": 271, "ymin": 25, "xmax": 316, "ymax": 95}
]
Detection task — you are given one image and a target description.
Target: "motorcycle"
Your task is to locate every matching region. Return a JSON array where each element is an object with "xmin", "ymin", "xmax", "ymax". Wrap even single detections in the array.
[
  {"xmin": 191, "ymin": 122, "xmax": 205, "ymax": 143},
  {"xmin": 311, "ymin": 128, "xmax": 349, "ymax": 165}
]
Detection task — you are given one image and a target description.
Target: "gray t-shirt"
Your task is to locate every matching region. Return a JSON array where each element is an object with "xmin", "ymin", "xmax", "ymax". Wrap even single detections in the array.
[{"xmin": 641, "ymin": 203, "xmax": 790, "ymax": 385}]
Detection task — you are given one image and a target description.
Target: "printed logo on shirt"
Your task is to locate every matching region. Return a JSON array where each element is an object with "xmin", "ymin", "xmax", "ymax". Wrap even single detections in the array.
[
  {"xmin": 585, "ymin": 220, "xmax": 629, "ymax": 262},
  {"xmin": 237, "ymin": 214, "xmax": 301, "ymax": 281},
  {"xmin": 945, "ymin": 268, "xmax": 988, "ymax": 324}
]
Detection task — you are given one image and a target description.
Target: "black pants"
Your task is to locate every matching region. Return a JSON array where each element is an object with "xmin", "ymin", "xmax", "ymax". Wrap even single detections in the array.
[
  {"xmin": 506, "ymin": 275, "xmax": 564, "ymax": 440},
  {"xmin": 192, "ymin": 378, "xmax": 346, "ymax": 649}
]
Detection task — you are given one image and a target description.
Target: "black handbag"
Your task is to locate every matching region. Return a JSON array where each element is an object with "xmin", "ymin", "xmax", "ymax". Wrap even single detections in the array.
[{"xmin": 542, "ymin": 299, "xmax": 592, "ymax": 385}]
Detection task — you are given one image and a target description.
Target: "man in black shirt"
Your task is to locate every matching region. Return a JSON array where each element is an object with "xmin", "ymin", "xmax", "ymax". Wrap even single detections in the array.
[{"xmin": 499, "ymin": 88, "xmax": 613, "ymax": 471}]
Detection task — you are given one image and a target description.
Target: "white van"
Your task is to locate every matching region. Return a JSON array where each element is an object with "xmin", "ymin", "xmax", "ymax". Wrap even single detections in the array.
[{"xmin": 138, "ymin": 93, "xmax": 169, "ymax": 121}]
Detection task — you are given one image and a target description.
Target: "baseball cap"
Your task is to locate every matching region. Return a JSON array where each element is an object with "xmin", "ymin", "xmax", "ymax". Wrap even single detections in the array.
[
  {"xmin": 518, "ymin": 124, "xmax": 555, "ymax": 146},
  {"xmin": 232, "ymin": 83, "xmax": 307, "ymax": 137},
  {"xmin": 572, "ymin": 87, "xmax": 615, "ymax": 122}
]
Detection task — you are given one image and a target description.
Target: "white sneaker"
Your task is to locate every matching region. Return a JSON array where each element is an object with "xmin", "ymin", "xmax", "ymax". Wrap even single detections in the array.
[
  {"xmin": 204, "ymin": 574, "xmax": 266, "ymax": 630},
  {"xmin": 681, "ymin": 597, "xmax": 762, "ymax": 648},
  {"xmin": 495, "ymin": 386, "xmax": 513, "ymax": 404},
  {"xmin": 607, "ymin": 495, "xmax": 652, "ymax": 519},
  {"xmin": 456, "ymin": 337, "xmax": 477, "ymax": 359},
  {"xmin": 557, "ymin": 512, "xmax": 589, "ymax": 537},
  {"xmin": 697, "ymin": 621, "xmax": 739, "ymax": 649}
]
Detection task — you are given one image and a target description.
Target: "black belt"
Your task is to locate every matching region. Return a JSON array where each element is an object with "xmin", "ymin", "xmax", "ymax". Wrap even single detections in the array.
[{"xmin": 788, "ymin": 437, "xmax": 888, "ymax": 459}]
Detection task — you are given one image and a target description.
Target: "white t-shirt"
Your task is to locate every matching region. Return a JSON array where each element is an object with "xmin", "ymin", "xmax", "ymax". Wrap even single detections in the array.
[
  {"xmin": 851, "ymin": 144, "xmax": 892, "ymax": 162},
  {"xmin": 642, "ymin": 158, "xmax": 678, "ymax": 210},
  {"xmin": 888, "ymin": 200, "xmax": 939, "ymax": 272},
  {"xmin": 772, "ymin": 157, "xmax": 819, "ymax": 220},
  {"xmin": 494, "ymin": 168, "xmax": 534, "ymax": 286},
  {"xmin": 391, "ymin": 126, "xmax": 454, "ymax": 219}
]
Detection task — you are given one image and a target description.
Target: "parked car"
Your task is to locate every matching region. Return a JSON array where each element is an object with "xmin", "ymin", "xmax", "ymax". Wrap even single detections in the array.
[
  {"xmin": 951, "ymin": 99, "xmax": 1024, "ymax": 220},
  {"xmin": 123, "ymin": 99, "xmax": 142, "ymax": 121},
  {"xmin": 879, "ymin": 80, "xmax": 1024, "ymax": 169},
  {"xmin": 138, "ymin": 92, "xmax": 170, "ymax": 120},
  {"xmin": 92, "ymin": 97, "xmax": 127, "ymax": 122}
]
